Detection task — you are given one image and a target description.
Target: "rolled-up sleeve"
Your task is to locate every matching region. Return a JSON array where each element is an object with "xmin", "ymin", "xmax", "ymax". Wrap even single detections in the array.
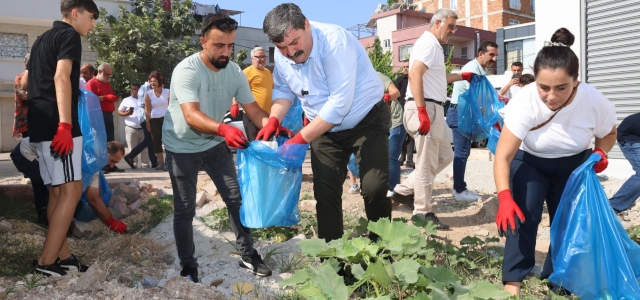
[
  {"xmin": 317, "ymin": 42, "xmax": 357, "ymax": 125},
  {"xmin": 272, "ymin": 63, "xmax": 295, "ymax": 103}
]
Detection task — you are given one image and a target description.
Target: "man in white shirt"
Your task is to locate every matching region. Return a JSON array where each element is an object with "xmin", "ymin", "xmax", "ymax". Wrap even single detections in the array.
[
  {"xmin": 447, "ymin": 41, "xmax": 499, "ymax": 202},
  {"xmin": 117, "ymin": 84, "xmax": 148, "ymax": 167},
  {"xmin": 390, "ymin": 8, "xmax": 473, "ymax": 230},
  {"xmin": 499, "ymin": 62, "xmax": 523, "ymax": 100}
]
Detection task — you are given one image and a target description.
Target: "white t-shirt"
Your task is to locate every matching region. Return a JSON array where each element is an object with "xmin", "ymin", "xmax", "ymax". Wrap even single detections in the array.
[
  {"xmin": 118, "ymin": 96, "xmax": 142, "ymax": 128},
  {"xmin": 146, "ymin": 88, "xmax": 170, "ymax": 119},
  {"xmin": 499, "ymin": 83, "xmax": 617, "ymax": 158},
  {"xmin": 79, "ymin": 77, "xmax": 87, "ymax": 90},
  {"xmin": 503, "ymin": 84, "xmax": 521, "ymax": 100},
  {"xmin": 405, "ymin": 31, "xmax": 447, "ymax": 102}
]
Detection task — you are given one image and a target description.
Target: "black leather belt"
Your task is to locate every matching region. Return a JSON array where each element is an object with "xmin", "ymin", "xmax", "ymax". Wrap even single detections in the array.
[{"xmin": 406, "ymin": 97, "xmax": 443, "ymax": 105}]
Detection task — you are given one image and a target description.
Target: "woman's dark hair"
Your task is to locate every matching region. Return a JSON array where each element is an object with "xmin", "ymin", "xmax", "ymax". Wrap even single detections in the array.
[
  {"xmin": 519, "ymin": 74, "xmax": 535, "ymax": 86},
  {"xmin": 533, "ymin": 28, "xmax": 579, "ymax": 80},
  {"xmin": 148, "ymin": 71, "xmax": 164, "ymax": 87}
]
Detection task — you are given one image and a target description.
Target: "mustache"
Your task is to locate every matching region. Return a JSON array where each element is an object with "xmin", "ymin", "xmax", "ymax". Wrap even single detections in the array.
[{"xmin": 286, "ymin": 50, "xmax": 304, "ymax": 60}]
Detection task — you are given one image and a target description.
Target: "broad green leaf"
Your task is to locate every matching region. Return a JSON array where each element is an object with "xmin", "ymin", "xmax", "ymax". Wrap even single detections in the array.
[
  {"xmin": 355, "ymin": 217, "xmax": 369, "ymax": 235},
  {"xmin": 298, "ymin": 281, "xmax": 324, "ymax": 298},
  {"xmin": 420, "ymin": 266, "xmax": 461, "ymax": 283},
  {"xmin": 365, "ymin": 259, "xmax": 392, "ymax": 288},
  {"xmin": 298, "ymin": 239, "xmax": 336, "ymax": 257},
  {"xmin": 351, "ymin": 263, "xmax": 366, "ymax": 280},
  {"xmin": 368, "ymin": 219, "xmax": 426, "ymax": 256},
  {"xmin": 322, "ymin": 257, "xmax": 342, "ymax": 273},
  {"xmin": 466, "ymin": 280, "xmax": 512, "ymax": 299},
  {"xmin": 414, "ymin": 274, "xmax": 432, "ymax": 288},
  {"xmin": 336, "ymin": 239, "xmax": 360, "ymax": 259},
  {"xmin": 280, "ymin": 269, "xmax": 314, "ymax": 286},
  {"xmin": 408, "ymin": 292, "xmax": 432, "ymax": 300},
  {"xmin": 350, "ymin": 237, "xmax": 380, "ymax": 257},
  {"xmin": 314, "ymin": 264, "xmax": 349, "ymax": 300},
  {"xmin": 363, "ymin": 296, "xmax": 392, "ymax": 300},
  {"xmin": 410, "ymin": 215, "xmax": 438, "ymax": 235},
  {"xmin": 391, "ymin": 259, "xmax": 421, "ymax": 284}
]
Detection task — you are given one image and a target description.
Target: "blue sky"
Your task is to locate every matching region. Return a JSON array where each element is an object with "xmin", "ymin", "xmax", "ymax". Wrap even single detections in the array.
[{"xmin": 197, "ymin": 0, "xmax": 383, "ymax": 37}]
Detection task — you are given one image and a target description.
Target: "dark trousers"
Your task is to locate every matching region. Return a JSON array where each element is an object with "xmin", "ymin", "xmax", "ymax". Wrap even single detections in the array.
[
  {"xmin": 242, "ymin": 113, "xmax": 259, "ymax": 142},
  {"xmin": 166, "ymin": 143, "xmax": 253, "ymax": 269},
  {"xmin": 502, "ymin": 149, "xmax": 590, "ymax": 283},
  {"xmin": 401, "ymin": 135, "xmax": 415, "ymax": 163},
  {"xmin": 10, "ymin": 141, "xmax": 49, "ymax": 220},
  {"xmin": 311, "ymin": 101, "xmax": 391, "ymax": 242},
  {"xmin": 103, "ymin": 112, "xmax": 114, "ymax": 142},
  {"xmin": 125, "ymin": 120, "xmax": 158, "ymax": 165}
]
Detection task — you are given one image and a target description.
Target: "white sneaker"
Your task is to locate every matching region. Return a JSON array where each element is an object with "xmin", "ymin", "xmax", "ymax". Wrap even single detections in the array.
[
  {"xmin": 452, "ymin": 189, "xmax": 480, "ymax": 201},
  {"xmin": 348, "ymin": 184, "xmax": 360, "ymax": 194}
]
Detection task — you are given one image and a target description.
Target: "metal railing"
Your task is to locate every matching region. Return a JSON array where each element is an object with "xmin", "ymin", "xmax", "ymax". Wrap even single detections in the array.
[{"xmin": 0, "ymin": 32, "xmax": 28, "ymax": 58}]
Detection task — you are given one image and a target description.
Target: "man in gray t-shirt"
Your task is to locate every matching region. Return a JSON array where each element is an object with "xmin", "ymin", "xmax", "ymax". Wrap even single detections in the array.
[{"xmin": 162, "ymin": 14, "xmax": 280, "ymax": 282}]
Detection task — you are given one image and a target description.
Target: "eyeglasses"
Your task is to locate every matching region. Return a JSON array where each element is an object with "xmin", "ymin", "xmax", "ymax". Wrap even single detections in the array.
[
  {"xmin": 253, "ymin": 56, "xmax": 267, "ymax": 60},
  {"xmin": 438, "ymin": 20, "xmax": 457, "ymax": 31},
  {"xmin": 201, "ymin": 18, "xmax": 239, "ymax": 36},
  {"xmin": 402, "ymin": 66, "xmax": 409, "ymax": 69}
]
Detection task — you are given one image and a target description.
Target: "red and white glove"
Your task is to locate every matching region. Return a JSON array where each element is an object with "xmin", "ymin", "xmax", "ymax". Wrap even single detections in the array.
[
  {"xmin": 416, "ymin": 106, "xmax": 431, "ymax": 135},
  {"xmin": 230, "ymin": 104, "xmax": 240, "ymax": 118},
  {"xmin": 592, "ymin": 148, "xmax": 608, "ymax": 173},
  {"xmin": 217, "ymin": 123, "xmax": 248, "ymax": 149},
  {"xmin": 105, "ymin": 216, "xmax": 128, "ymax": 234},
  {"xmin": 50, "ymin": 122, "xmax": 74, "ymax": 159},
  {"xmin": 496, "ymin": 189, "xmax": 525, "ymax": 237},
  {"xmin": 284, "ymin": 132, "xmax": 308, "ymax": 145},
  {"xmin": 461, "ymin": 72, "xmax": 475, "ymax": 83}
]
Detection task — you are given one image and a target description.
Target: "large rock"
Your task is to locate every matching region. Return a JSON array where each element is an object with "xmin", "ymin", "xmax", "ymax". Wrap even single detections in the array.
[
  {"xmin": 74, "ymin": 263, "xmax": 102, "ymax": 292},
  {"xmin": 162, "ymin": 276, "xmax": 225, "ymax": 300},
  {"xmin": 157, "ymin": 188, "xmax": 173, "ymax": 198},
  {"xmin": 113, "ymin": 198, "xmax": 132, "ymax": 219},
  {"xmin": 195, "ymin": 192, "xmax": 208, "ymax": 208},
  {"xmin": 112, "ymin": 183, "xmax": 140, "ymax": 200},
  {"xmin": 70, "ymin": 220, "xmax": 94, "ymax": 238}
]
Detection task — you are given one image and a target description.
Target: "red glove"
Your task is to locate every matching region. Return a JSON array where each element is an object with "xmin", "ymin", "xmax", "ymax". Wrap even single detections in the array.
[
  {"xmin": 416, "ymin": 106, "xmax": 431, "ymax": 135},
  {"xmin": 256, "ymin": 117, "xmax": 280, "ymax": 141},
  {"xmin": 103, "ymin": 94, "xmax": 118, "ymax": 102},
  {"xmin": 230, "ymin": 104, "xmax": 240, "ymax": 118},
  {"xmin": 217, "ymin": 123, "xmax": 248, "ymax": 149},
  {"xmin": 50, "ymin": 122, "xmax": 74, "ymax": 159},
  {"xmin": 284, "ymin": 132, "xmax": 308, "ymax": 145},
  {"xmin": 303, "ymin": 116, "xmax": 310, "ymax": 127},
  {"xmin": 383, "ymin": 93, "xmax": 391, "ymax": 103},
  {"xmin": 105, "ymin": 216, "xmax": 128, "ymax": 234},
  {"xmin": 592, "ymin": 148, "xmax": 608, "ymax": 173},
  {"xmin": 461, "ymin": 72, "xmax": 475, "ymax": 83},
  {"xmin": 496, "ymin": 189, "xmax": 525, "ymax": 237}
]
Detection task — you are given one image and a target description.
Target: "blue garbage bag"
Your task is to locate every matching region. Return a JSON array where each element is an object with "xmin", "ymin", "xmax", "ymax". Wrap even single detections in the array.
[
  {"xmin": 78, "ymin": 89, "xmax": 108, "ymax": 191},
  {"xmin": 347, "ymin": 153, "xmax": 359, "ymax": 178},
  {"xmin": 487, "ymin": 126, "xmax": 501, "ymax": 155},
  {"xmin": 237, "ymin": 141, "xmax": 309, "ymax": 228},
  {"xmin": 282, "ymin": 99, "xmax": 304, "ymax": 134},
  {"xmin": 74, "ymin": 171, "xmax": 112, "ymax": 222},
  {"xmin": 549, "ymin": 153, "xmax": 640, "ymax": 299},
  {"xmin": 457, "ymin": 75, "xmax": 504, "ymax": 141}
]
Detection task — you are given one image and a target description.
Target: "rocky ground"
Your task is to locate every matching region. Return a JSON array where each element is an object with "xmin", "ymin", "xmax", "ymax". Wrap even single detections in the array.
[{"xmin": 0, "ymin": 158, "xmax": 635, "ymax": 299}]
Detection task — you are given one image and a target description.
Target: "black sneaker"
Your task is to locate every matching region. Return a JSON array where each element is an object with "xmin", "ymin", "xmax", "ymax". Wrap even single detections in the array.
[
  {"xmin": 56, "ymin": 254, "xmax": 89, "ymax": 272},
  {"xmin": 390, "ymin": 191, "xmax": 415, "ymax": 210},
  {"xmin": 405, "ymin": 161, "xmax": 415, "ymax": 169},
  {"xmin": 124, "ymin": 156, "xmax": 136, "ymax": 169},
  {"xmin": 180, "ymin": 265, "xmax": 199, "ymax": 283},
  {"xmin": 424, "ymin": 212, "xmax": 450, "ymax": 231},
  {"xmin": 239, "ymin": 250, "xmax": 272, "ymax": 277},
  {"xmin": 34, "ymin": 260, "xmax": 67, "ymax": 277}
]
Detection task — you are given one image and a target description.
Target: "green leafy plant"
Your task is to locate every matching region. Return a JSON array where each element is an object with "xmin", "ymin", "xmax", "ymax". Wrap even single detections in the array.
[
  {"xmin": 231, "ymin": 49, "xmax": 248, "ymax": 69},
  {"xmin": 138, "ymin": 196, "xmax": 174, "ymax": 229},
  {"xmin": 367, "ymin": 37, "xmax": 396, "ymax": 81}
]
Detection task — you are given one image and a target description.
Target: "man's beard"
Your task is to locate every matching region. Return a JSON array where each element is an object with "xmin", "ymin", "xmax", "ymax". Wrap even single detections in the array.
[
  {"xmin": 286, "ymin": 50, "xmax": 304, "ymax": 60},
  {"xmin": 98, "ymin": 75, "xmax": 109, "ymax": 83},
  {"xmin": 210, "ymin": 55, "xmax": 230, "ymax": 69}
]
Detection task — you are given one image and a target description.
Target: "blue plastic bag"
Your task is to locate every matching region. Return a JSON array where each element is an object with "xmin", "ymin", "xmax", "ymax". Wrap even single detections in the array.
[
  {"xmin": 347, "ymin": 153, "xmax": 359, "ymax": 178},
  {"xmin": 78, "ymin": 89, "xmax": 108, "ymax": 191},
  {"xmin": 457, "ymin": 75, "xmax": 504, "ymax": 141},
  {"xmin": 237, "ymin": 141, "xmax": 309, "ymax": 228},
  {"xmin": 487, "ymin": 126, "xmax": 501, "ymax": 155},
  {"xmin": 74, "ymin": 171, "xmax": 112, "ymax": 222},
  {"xmin": 282, "ymin": 98, "xmax": 304, "ymax": 135},
  {"xmin": 549, "ymin": 153, "xmax": 640, "ymax": 299}
]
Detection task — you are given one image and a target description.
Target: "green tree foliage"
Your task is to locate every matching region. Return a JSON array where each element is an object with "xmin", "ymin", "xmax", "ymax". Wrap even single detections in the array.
[
  {"xmin": 367, "ymin": 37, "xmax": 396, "ymax": 81},
  {"xmin": 230, "ymin": 49, "xmax": 248, "ymax": 70},
  {"xmin": 387, "ymin": 0, "xmax": 397, "ymax": 7},
  {"xmin": 446, "ymin": 46, "xmax": 455, "ymax": 96},
  {"xmin": 85, "ymin": 0, "xmax": 200, "ymax": 93}
]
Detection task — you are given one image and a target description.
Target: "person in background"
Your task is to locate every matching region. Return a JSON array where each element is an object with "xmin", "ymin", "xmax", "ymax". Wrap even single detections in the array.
[
  {"xmin": 230, "ymin": 46, "xmax": 274, "ymax": 141},
  {"xmin": 493, "ymin": 28, "xmax": 617, "ymax": 296},
  {"xmin": 518, "ymin": 74, "xmax": 535, "ymax": 86},
  {"xmin": 117, "ymin": 84, "xmax": 149, "ymax": 168},
  {"xmin": 608, "ymin": 112, "xmax": 640, "ymax": 213},
  {"xmin": 122, "ymin": 81, "xmax": 158, "ymax": 169},
  {"xmin": 447, "ymin": 41, "xmax": 499, "ymax": 202},
  {"xmin": 79, "ymin": 63, "xmax": 94, "ymax": 90},
  {"xmin": 396, "ymin": 62, "xmax": 415, "ymax": 168},
  {"xmin": 86, "ymin": 63, "xmax": 119, "ymax": 144},
  {"xmin": 380, "ymin": 72, "xmax": 403, "ymax": 199},
  {"xmin": 499, "ymin": 61, "xmax": 523, "ymax": 100},
  {"xmin": 144, "ymin": 71, "xmax": 169, "ymax": 171}
]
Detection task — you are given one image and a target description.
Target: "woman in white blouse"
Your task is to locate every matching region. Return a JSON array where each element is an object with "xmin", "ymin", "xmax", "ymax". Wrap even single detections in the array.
[
  {"xmin": 493, "ymin": 28, "xmax": 617, "ymax": 296},
  {"xmin": 144, "ymin": 71, "xmax": 170, "ymax": 171}
]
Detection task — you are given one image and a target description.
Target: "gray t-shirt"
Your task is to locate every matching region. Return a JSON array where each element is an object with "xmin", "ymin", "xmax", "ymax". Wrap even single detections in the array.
[{"xmin": 162, "ymin": 53, "xmax": 255, "ymax": 153}]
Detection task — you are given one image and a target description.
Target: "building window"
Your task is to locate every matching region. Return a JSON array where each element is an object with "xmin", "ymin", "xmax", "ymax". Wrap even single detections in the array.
[
  {"xmin": 450, "ymin": 0, "xmax": 457, "ymax": 10},
  {"xmin": 383, "ymin": 39, "xmax": 391, "ymax": 48},
  {"xmin": 442, "ymin": 44, "xmax": 453, "ymax": 57},
  {"xmin": 0, "ymin": 32, "xmax": 28, "ymax": 58},
  {"xmin": 530, "ymin": 0, "xmax": 535, "ymax": 14},
  {"xmin": 399, "ymin": 44, "xmax": 413, "ymax": 61},
  {"xmin": 509, "ymin": 0, "xmax": 521, "ymax": 10},
  {"xmin": 269, "ymin": 47, "xmax": 275, "ymax": 63},
  {"xmin": 460, "ymin": 47, "xmax": 468, "ymax": 59},
  {"xmin": 505, "ymin": 40, "xmax": 523, "ymax": 69},
  {"xmin": 509, "ymin": 19, "xmax": 520, "ymax": 26}
]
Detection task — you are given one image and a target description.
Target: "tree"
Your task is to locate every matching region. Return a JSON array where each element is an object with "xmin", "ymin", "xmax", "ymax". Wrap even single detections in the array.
[
  {"xmin": 367, "ymin": 37, "xmax": 395, "ymax": 81},
  {"xmin": 445, "ymin": 46, "xmax": 455, "ymax": 96},
  {"xmin": 387, "ymin": 0, "xmax": 397, "ymax": 7},
  {"xmin": 85, "ymin": 0, "xmax": 200, "ymax": 94},
  {"xmin": 230, "ymin": 49, "xmax": 248, "ymax": 70}
]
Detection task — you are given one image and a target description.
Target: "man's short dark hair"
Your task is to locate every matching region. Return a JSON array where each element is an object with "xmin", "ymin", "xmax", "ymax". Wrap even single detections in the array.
[
  {"xmin": 201, "ymin": 14, "xmax": 238, "ymax": 37},
  {"xmin": 478, "ymin": 41, "xmax": 498, "ymax": 54},
  {"xmin": 61, "ymin": 0, "xmax": 99, "ymax": 20},
  {"xmin": 263, "ymin": 3, "xmax": 307, "ymax": 43},
  {"xmin": 107, "ymin": 141, "xmax": 124, "ymax": 156},
  {"xmin": 511, "ymin": 61, "xmax": 523, "ymax": 68},
  {"xmin": 131, "ymin": 84, "xmax": 140, "ymax": 89}
]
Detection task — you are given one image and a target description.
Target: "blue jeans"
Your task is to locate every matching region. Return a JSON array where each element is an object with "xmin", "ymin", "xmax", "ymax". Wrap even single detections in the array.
[
  {"xmin": 389, "ymin": 125, "xmax": 407, "ymax": 191},
  {"xmin": 166, "ymin": 143, "xmax": 253, "ymax": 269},
  {"xmin": 446, "ymin": 107, "xmax": 471, "ymax": 193},
  {"xmin": 609, "ymin": 142, "xmax": 640, "ymax": 212},
  {"xmin": 125, "ymin": 120, "xmax": 158, "ymax": 165}
]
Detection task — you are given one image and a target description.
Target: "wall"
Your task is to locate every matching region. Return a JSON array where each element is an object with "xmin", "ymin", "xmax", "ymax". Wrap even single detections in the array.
[
  {"xmin": 235, "ymin": 26, "xmax": 276, "ymax": 67},
  {"xmin": 534, "ymin": 0, "xmax": 582, "ymax": 64},
  {"xmin": 376, "ymin": 15, "xmax": 398, "ymax": 53}
]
